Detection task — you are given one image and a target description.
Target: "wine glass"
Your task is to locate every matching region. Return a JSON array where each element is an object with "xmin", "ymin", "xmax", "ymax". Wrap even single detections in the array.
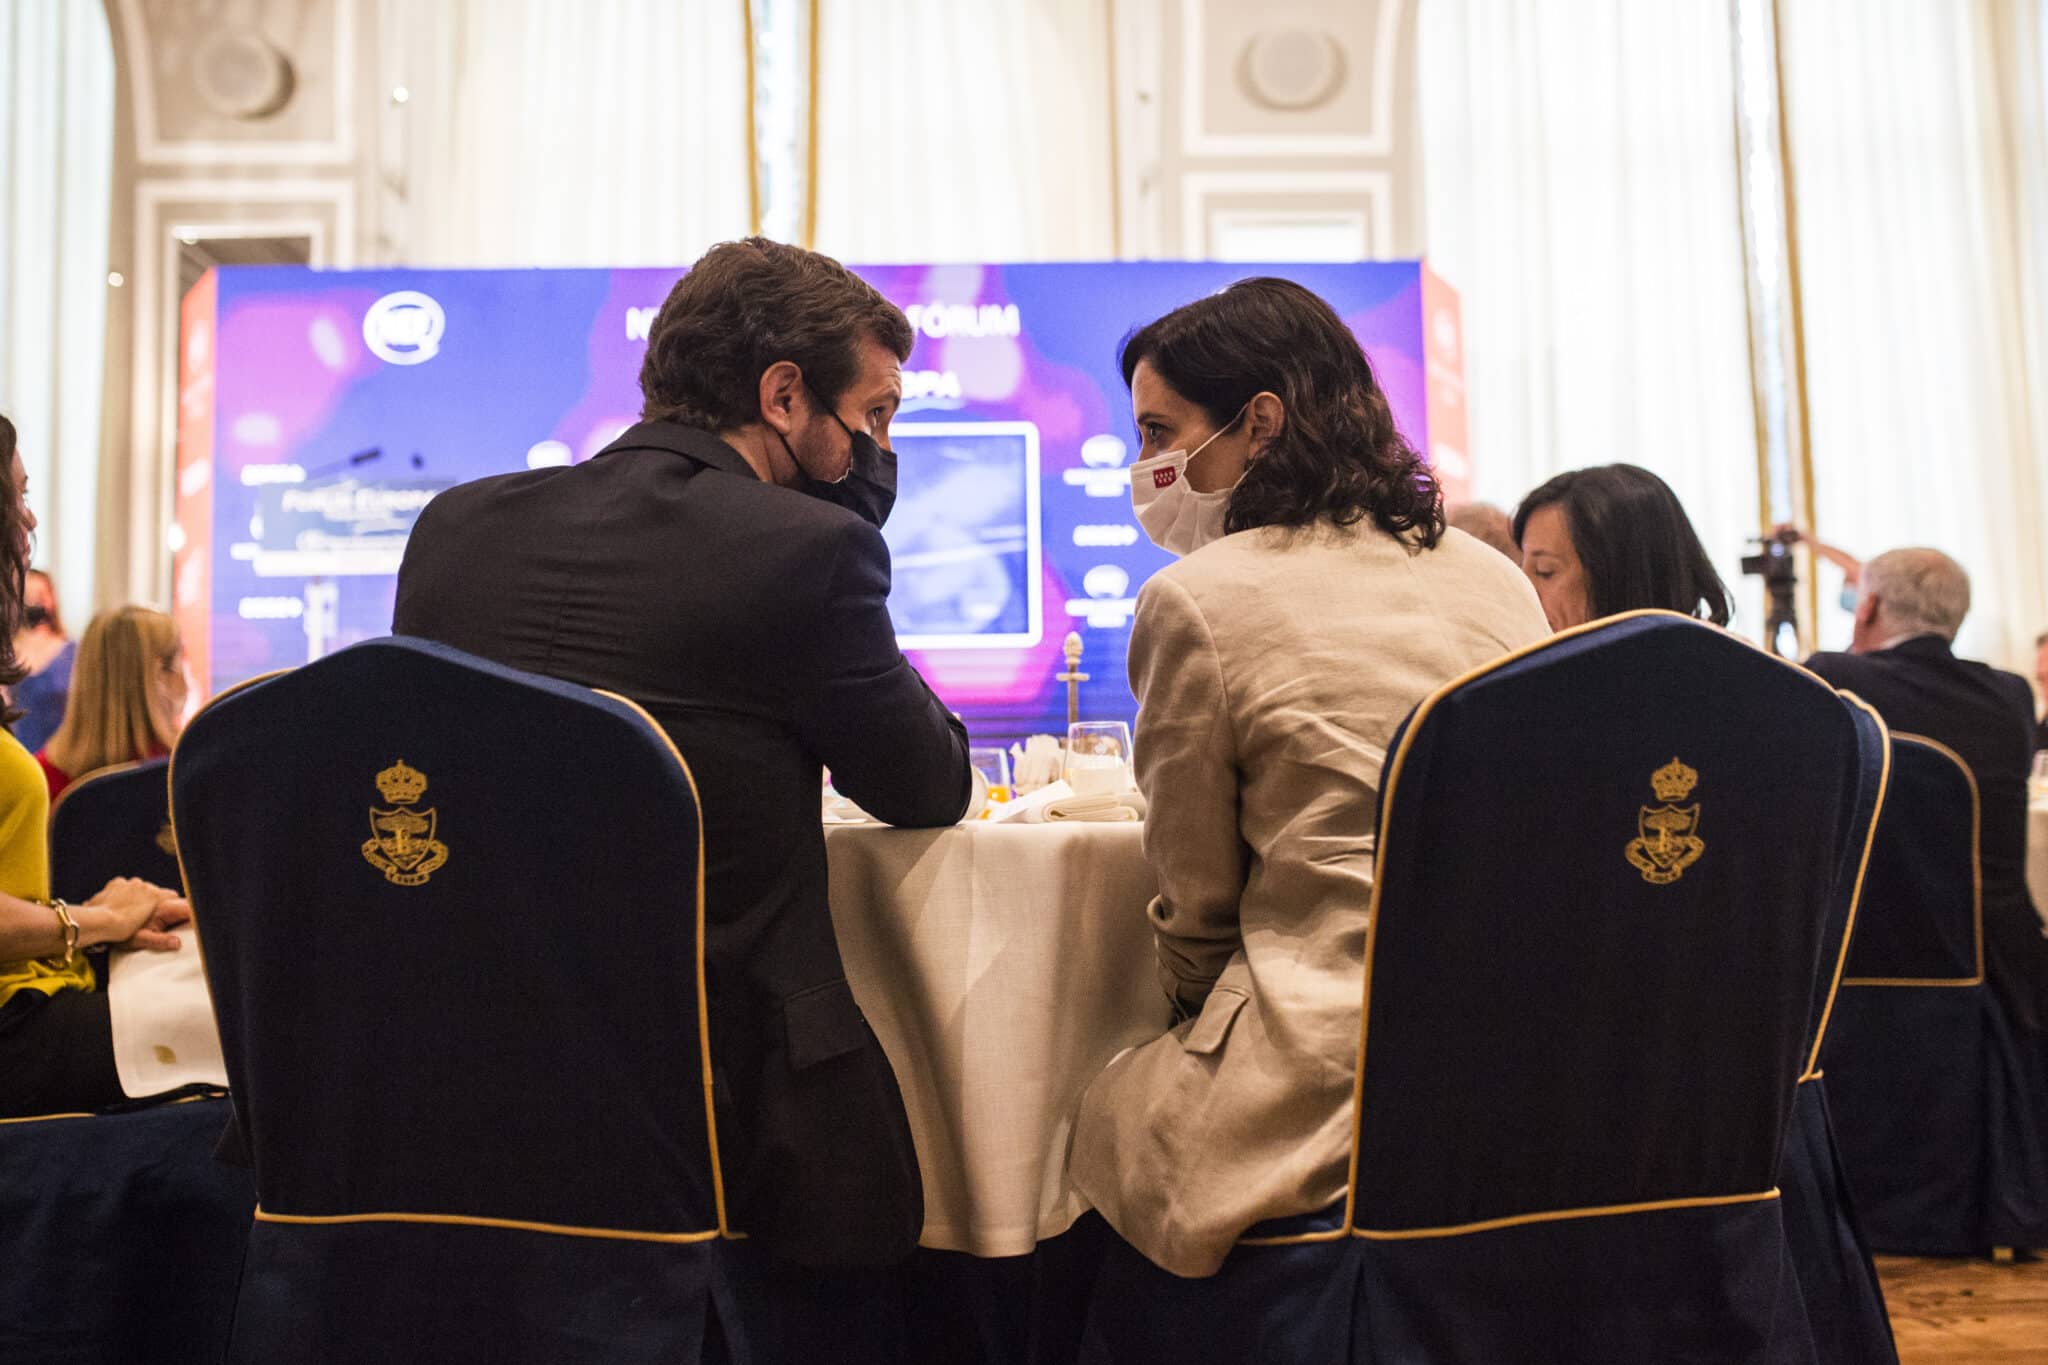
[
  {"xmin": 968, "ymin": 746, "xmax": 1013, "ymax": 809},
  {"xmin": 1065, "ymin": 721, "xmax": 1133, "ymax": 797}
]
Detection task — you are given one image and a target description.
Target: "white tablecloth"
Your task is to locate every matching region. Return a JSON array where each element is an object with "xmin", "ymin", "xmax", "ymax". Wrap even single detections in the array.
[
  {"xmin": 825, "ymin": 821, "xmax": 1166, "ymax": 1257},
  {"xmin": 2028, "ymin": 798, "xmax": 2048, "ymax": 931}
]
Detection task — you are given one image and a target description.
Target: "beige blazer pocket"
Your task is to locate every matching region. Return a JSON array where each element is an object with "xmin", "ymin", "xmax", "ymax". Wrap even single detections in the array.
[{"xmin": 1181, "ymin": 987, "xmax": 1250, "ymax": 1055}]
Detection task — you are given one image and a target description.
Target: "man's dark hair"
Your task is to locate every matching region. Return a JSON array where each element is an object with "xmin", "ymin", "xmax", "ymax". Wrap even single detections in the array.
[
  {"xmin": 1512, "ymin": 464, "xmax": 1732, "ymax": 626},
  {"xmin": 1119, "ymin": 277, "xmax": 1443, "ymax": 546},
  {"xmin": 639, "ymin": 238, "xmax": 913, "ymax": 431}
]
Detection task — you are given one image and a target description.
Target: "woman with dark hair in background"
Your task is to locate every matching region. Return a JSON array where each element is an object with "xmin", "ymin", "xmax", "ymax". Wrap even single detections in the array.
[
  {"xmin": 1067, "ymin": 279, "xmax": 1549, "ymax": 1277},
  {"xmin": 1513, "ymin": 463, "xmax": 1732, "ymax": 631},
  {"xmin": 0, "ymin": 413, "xmax": 192, "ymax": 1119}
]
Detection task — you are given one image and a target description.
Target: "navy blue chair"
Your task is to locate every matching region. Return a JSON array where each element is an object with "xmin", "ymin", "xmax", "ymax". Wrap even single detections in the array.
[
  {"xmin": 1079, "ymin": 611, "xmax": 1893, "ymax": 1364},
  {"xmin": 1821, "ymin": 732, "xmax": 2048, "ymax": 1253},
  {"xmin": 0, "ymin": 1097, "xmax": 253, "ymax": 1363},
  {"xmin": 1775, "ymin": 693, "xmax": 1898, "ymax": 1364},
  {"xmin": 169, "ymin": 638, "xmax": 745, "ymax": 1362},
  {"xmin": 48, "ymin": 756, "xmax": 183, "ymax": 904}
]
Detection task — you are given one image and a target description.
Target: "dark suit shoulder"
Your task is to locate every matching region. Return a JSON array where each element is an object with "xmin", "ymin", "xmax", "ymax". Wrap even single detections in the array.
[
  {"xmin": 1986, "ymin": 665, "xmax": 2037, "ymax": 720},
  {"xmin": 1801, "ymin": 650, "xmax": 1867, "ymax": 689}
]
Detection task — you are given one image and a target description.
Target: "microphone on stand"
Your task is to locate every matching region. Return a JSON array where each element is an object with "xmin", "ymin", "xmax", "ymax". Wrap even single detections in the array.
[{"xmin": 300, "ymin": 447, "xmax": 384, "ymax": 480}]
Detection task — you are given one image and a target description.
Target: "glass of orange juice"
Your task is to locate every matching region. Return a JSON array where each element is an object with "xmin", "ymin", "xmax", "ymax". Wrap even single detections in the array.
[{"xmin": 969, "ymin": 747, "xmax": 1013, "ymax": 813}]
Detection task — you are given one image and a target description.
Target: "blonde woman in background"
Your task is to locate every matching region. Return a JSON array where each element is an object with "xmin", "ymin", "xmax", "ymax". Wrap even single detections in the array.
[{"xmin": 35, "ymin": 607, "xmax": 188, "ymax": 800}]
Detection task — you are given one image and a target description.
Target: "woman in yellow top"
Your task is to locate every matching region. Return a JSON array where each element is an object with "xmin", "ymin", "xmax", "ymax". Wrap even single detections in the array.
[{"xmin": 0, "ymin": 414, "xmax": 189, "ymax": 1119}]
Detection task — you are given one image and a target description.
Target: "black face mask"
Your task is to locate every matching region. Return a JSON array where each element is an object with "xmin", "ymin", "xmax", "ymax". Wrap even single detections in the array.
[{"xmin": 787, "ymin": 387, "xmax": 898, "ymax": 531}]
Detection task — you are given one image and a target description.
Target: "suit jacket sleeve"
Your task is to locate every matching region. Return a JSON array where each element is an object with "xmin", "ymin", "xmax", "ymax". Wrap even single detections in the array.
[
  {"xmin": 1129, "ymin": 571, "xmax": 1249, "ymax": 1013},
  {"xmin": 794, "ymin": 516, "xmax": 972, "ymax": 827}
]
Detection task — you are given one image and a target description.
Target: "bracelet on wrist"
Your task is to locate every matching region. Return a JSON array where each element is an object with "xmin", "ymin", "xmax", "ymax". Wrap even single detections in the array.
[{"xmin": 36, "ymin": 898, "xmax": 79, "ymax": 964}]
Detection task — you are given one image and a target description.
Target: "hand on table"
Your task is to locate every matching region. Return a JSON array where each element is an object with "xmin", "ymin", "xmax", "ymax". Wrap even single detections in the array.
[{"xmin": 85, "ymin": 876, "xmax": 192, "ymax": 953}]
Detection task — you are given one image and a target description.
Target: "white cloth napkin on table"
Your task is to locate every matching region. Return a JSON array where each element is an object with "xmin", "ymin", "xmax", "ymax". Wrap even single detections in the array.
[
  {"xmin": 993, "ymin": 779, "xmax": 1147, "ymax": 824},
  {"xmin": 106, "ymin": 928, "xmax": 228, "ymax": 1098}
]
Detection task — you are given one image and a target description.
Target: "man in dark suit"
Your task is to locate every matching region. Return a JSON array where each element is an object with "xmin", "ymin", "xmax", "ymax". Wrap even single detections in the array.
[
  {"xmin": 1806, "ymin": 548, "xmax": 2047, "ymax": 1033},
  {"xmin": 2034, "ymin": 630, "xmax": 2047, "ymax": 751},
  {"xmin": 393, "ymin": 239, "xmax": 974, "ymax": 1267}
]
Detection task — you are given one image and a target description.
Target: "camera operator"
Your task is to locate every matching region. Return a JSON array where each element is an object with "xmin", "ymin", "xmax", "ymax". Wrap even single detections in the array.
[{"xmin": 1774, "ymin": 523, "xmax": 1864, "ymax": 610}]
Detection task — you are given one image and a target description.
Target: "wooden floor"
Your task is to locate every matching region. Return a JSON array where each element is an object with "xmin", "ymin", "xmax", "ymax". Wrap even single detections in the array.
[{"xmin": 1879, "ymin": 1254, "xmax": 2048, "ymax": 1362}]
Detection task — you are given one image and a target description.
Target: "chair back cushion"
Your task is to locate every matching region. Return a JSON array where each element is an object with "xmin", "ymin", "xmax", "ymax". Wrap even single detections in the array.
[
  {"xmin": 49, "ymin": 757, "xmax": 181, "ymax": 902},
  {"xmin": 170, "ymin": 637, "xmax": 725, "ymax": 1236},
  {"xmin": 1352, "ymin": 612, "xmax": 1878, "ymax": 1233},
  {"xmin": 1840, "ymin": 733, "xmax": 1979, "ymax": 984}
]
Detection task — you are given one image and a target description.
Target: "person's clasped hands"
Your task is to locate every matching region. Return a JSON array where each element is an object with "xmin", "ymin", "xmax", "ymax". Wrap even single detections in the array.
[{"xmin": 80, "ymin": 876, "xmax": 191, "ymax": 953}]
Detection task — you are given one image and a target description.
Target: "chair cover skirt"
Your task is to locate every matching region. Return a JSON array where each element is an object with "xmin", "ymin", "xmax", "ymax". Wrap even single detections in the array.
[
  {"xmin": 226, "ymin": 1219, "xmax": 735, "ymax": 1365},
  {"xmin": 1080, "ymin": 1198, "xmax": 1817, "ymax": 1365}
]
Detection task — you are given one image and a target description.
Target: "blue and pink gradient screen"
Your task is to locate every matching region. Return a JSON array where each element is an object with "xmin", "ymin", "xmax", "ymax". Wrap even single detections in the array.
[{"xmin": 197, "ymin": 262, "xmax": 1430, "ymax": 746}]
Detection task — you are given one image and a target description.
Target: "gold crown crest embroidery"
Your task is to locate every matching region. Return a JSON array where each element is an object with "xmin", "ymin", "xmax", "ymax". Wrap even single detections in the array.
[
  {"xmin": 1625, "ymin": 757, "xmax": 1705, "ymax": 886},
  {"xmin": 361, "ymin": 759, "xmax": 449, "ymax": 887}
]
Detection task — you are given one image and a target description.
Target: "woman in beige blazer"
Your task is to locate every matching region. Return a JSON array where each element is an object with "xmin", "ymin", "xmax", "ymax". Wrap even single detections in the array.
[{"xmin": 1069, "ymin": 279, "xmax": 1550, "ymax": 1278}]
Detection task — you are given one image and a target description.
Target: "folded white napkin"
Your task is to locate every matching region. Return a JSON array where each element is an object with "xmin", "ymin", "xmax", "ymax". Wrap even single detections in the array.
[
  {"xmin": 106, "ymin": 928, "xmax": 228, "ymax": 1098},
  {"xmin": 993, "ymin": 779, "xmax": 1147, "ymax": 824}
]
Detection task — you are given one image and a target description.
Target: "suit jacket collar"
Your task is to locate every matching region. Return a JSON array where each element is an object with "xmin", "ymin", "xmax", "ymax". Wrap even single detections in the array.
[
  {"xmin": 1878, "ymin": 632, "xmax": 1956, "ymax": 661},
  {"xmin": 594, "ymin": 420, "xmax": 761, "ymax": 482}
]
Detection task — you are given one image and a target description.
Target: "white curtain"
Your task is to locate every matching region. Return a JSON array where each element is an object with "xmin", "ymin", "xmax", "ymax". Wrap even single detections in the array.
[
  {"xmin": 0, "ymin": 0, "xmax": 113, "ymax": 622},
  {"xmin": 381, "ymin": 0, "xmax": 754, "ymax": 267},
  {"xmin": 811, "ymin": 0, "xmax": 1116, "ymax": 262},
  {"xmin": 1419, "ymin": 0, "xmax": 1770, "ymax": 637},
  {"xmin": 1781, "ymin": 0, "xmax": 2048, "ymax": 672}
]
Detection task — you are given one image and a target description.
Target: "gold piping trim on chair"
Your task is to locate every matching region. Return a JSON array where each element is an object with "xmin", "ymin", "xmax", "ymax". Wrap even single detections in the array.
[
  {"xmin": 253, "ymin": 1205, "xmax": 721, "ymax": 1245},
  {"xmin": 1245, "ymin": 610, "xmax": 1880, "ymax": 1250},
  {"xmin": 1238, "ymin": 1226, "xmax": 1348, "ymax": 1248},
  {"xmin": 1802, "ymin": 692, "xmax": 1892, "ymax": 1077},
  {"xmin": 593, "ymin": 689, "xmax": 738, "ymax": 1241},
  {"xmin": 0, "ymin": 1091, "xmax": 225, "ymax": 1127},
  {"xmin": 1353, "ymin": 1188, "xmax": 1782, "ymax": 1242},
  {"xmin": 168, "ymin": 668, "xmax": 294, "ymax": 971},
  {"xmin": 1838, "ymin": 731, "xmax": 1982, "ymax": 989}
]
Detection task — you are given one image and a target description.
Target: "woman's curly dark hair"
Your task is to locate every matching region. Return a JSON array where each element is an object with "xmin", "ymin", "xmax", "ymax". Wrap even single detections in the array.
[
  {"xmin": 0, "ymin": 414, "xmax": 30, "ymax": 720},
  {"xmin": 1119, "ymin": 277, "xmax": 1443, "ymax": 546}
]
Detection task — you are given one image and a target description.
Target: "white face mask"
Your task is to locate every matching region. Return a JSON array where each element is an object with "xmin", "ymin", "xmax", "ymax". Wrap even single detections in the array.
[{"xmin": 1127, "ymin": 407, "xmax": 1247, "ymax": 557}]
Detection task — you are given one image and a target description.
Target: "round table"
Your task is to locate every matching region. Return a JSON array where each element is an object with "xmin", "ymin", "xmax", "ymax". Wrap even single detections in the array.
[{"xmin": 824, "ymin": 820, "xmax": 1167, "ymax": 1257}]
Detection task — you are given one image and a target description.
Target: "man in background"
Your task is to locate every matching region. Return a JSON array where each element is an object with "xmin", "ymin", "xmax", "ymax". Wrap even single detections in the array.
[
  {"xmin": 1805, "ymin": 548, "xmax": 2046, "ymax": 1033},
  {"xmin": 2034, "ymin": 629, "xmax": 2046, "ymax": 751},
  {"xmin": 394, "ymin": 238, "xmax": 974, "ymax": 1267},
  {"xmin": 9, "ymin": 570, "xmax": 73, "ymax": 751}
]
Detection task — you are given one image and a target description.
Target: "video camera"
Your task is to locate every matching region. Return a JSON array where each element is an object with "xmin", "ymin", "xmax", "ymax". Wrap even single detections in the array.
[{"xmin": 1741, "ymin": 527, "xmax": 1801, "ymax": 658}]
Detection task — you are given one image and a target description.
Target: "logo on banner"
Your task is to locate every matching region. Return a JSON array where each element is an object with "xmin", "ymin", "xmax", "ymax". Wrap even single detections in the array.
[
  {"xmin": 363, "ymin": 291, "xmax": 446, "ymax": 365},
  {"xmin": 1625, "ymin": 757, "xmax": 1705, "ymax": 886},
  {"xmin": 362, "ymin": 759, "xmax": 449, "ymax": 886}
]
